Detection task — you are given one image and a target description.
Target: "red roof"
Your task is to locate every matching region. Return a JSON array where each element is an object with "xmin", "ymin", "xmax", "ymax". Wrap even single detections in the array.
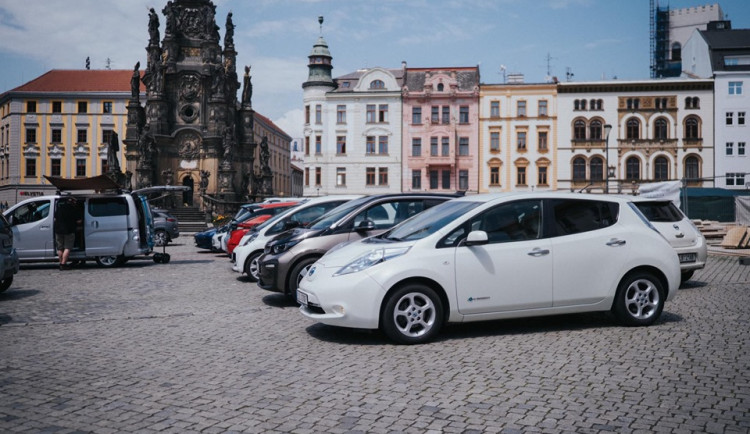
[
  {"xmin": 254, "ymin": 111, "xmax": 290, "ymax": 139},
  {"xmin": 10, "ymin": 69, "xmax": 144, "ymax": 93}
]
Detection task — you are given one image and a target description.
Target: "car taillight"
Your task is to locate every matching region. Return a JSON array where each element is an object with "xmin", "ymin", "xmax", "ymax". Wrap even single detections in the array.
[{"xmin": 166, "ymin": 218, "xmax": 176, "ymax": 222}]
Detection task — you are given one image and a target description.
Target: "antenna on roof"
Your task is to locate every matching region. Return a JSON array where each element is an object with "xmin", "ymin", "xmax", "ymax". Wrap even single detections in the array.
[
  {"xmin": 318, "ymin": 16, "xmax": 324, "ymax": 35},
  {"xmin": 85, "ymin": 57, "xmax": 90, "ymax": 70},
  {"xmin": 566, "ymin": 67, "xmax": 574, "ymax": 82},
  {"xmin": 499, "ymin": 65, "xmax": 506, "ymax": 83},
  {"xmin": 105, "ymin": 58, "xmax": 112, "ymax": 70}
]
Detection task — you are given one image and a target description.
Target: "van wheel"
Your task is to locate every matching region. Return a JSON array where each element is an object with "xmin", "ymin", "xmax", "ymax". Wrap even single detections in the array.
[
  {"xmin": 0, "ymin": 277, "xmax": 12, "ymax": 293},
  {"xmin": 95, "ymin": 255, "xmax": 124, "ymax": 268},
  {"xmin": 154, "ymin": 230, "xmax": 168, "ymax": 247}
]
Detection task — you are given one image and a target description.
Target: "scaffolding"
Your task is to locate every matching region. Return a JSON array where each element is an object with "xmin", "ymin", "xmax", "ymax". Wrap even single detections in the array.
[{"xmin": 650, "ymin": 0, "xmax": 673, "ymax": 78}]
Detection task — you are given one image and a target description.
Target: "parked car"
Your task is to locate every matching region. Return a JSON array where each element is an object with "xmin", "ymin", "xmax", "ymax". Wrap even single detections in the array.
[
  {"xmin": 225, "ymin": 214, "xmax": 275, "ymax": 254},
  {"xmin": 0, "ymin": 212, "xmax": 20, "ymax": 292},
  {"xmin": 152, "ymin": 208, "xmax": 179, "ymax": 247},
  {"xmin": 195, "ymin": 202, "xmax": 298, "ymax": 251},
  {"xmin": 632, "ymin": 198, "xmax": 706, "ymax": 284},
  {"xmin": 215, "ymin": 201, "xmax": 300, "ymax": 253},
  {"xmin": 297, "ymin": 192, "xmax": 681, "ymax": 344},
  {"xmin": 257, "ymin": 193, "xmax": 458, "ymax": 301},
  {"xmin": 232, "ymin": 195, "xmax": 362, "ymax": 281}
]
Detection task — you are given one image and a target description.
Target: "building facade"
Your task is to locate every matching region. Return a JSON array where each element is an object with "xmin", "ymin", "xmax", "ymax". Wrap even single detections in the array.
[
  {"xmin": 252, "ymin": 113, "xmax": 293, "ymax": 196},
  {"xmin": 479, "ymin": 82, "xmax": 557, "ymax": 193},
  {"xmin": 402, "ymin": 66, "xmax": 480, "ymax": 194}
]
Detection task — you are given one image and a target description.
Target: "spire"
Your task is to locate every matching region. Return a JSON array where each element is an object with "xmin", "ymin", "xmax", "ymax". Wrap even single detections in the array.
[{"xmin": 303, "ymin": 16, "xmax": 335, "ymax": 89}]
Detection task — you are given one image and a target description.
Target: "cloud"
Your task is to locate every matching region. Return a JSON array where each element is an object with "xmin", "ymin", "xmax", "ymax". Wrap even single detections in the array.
[{"xmin": 273, "ymin": 108, "xmax": 304, "ymax": 139}]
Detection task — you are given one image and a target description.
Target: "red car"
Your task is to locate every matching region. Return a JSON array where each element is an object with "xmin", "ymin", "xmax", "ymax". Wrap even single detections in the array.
[{"xmin": 225, "ymin": 201, "xmax": 298, "ymax": 254}]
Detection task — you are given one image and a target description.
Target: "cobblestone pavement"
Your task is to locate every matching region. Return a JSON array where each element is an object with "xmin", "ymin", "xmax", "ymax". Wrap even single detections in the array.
[{"xmin": 1, "ymin": 240, "xmax": 749, "ymax": 434}]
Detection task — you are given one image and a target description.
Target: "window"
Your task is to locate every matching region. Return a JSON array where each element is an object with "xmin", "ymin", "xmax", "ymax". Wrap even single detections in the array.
[
  {"xmin": 431, "ymin": 106, "xmax": 439, "ymax": 123},
  {"xmin": 52, "ymin": 101, "xmax": 62, "ymax": 113},
  {"xmin": 304, "ymin": 168, "xmax": 310, "ymax": 186},
  {"xmin": 315, "ymin": 104, "xmax": 322, "ymax": 124},
  {"xmin": 654, "ymin": 118, "xmax": 668, "ymax": 140},
  {"xmin": 538, "ymin": 167, "xmax": 548, "ymax": 185},
  {"xmin": 726, "ymin": 173, "xmax": 746, "ymax": 187},
  {"xmin": 378, "ymin": 136, "xmax": 388, "ymax": 154},
  {"xmin": 442, "ymin": 106, "xmax": 450, "ymax": 124},
  {"xmin": 370, "ymin": 79, "xmax": 385, "ymax": 89},
  {"xmin": 412, "ymin": 138, "xmax": 422, "ymax": 157},
  {"xmin": 490, "ymin": 167, "xmax": 500, "ymax": 185},
  {"xmin": 51, "ymin": 129, "xmax": 62, "ymax": 143},
  {"xmin": 517, "ymin": 131, "xmax": 526, "ymax": 150},
  {"xmin": 459, "ymin": 106, "xmax": 469, "ymax": 123},
  {"xmin": 336, "ymin": 168, "xmax": 346, "ymax": 186},
  {"xmin": 442, "ymin": 170, "xmax": 451, "ymax": 189},
  {"xmin": 429, "ymin": 170, "xmax": 439, "ymax": 189},
  {"xmin": 315, "ymin": 167, "xmax": 321, "ymax": 185},
  {"xmin": 574, "ymin": 100, "xmax": 581, "ymax": 111},
  {"xmin": 727, "ymin": 112, "xmax": 734, "ymax": 125},
  {"xmin": 336, "ymin": 136, "xmax": 346, "ymax": 154},
  {"xmin": 685, "ymin": 117, "xmax": 699, "ymax": 139},
  {"xmin": 366, "ymin": 167, "xmax": 376, "ymax": 186},
  {"xmin": 655, "ymin": 98, "xmax": 668, "ymax": 110},
  {"xmin": 378, "ymin": 168, "xmax": 388, "ymax": 185},
  {"xmin": 76, "ymin": 158, "xmax": 86, "ymax": 177},
  {"xmin": 441, "ymin": 137, "xmax": 450, "ymax": 156},
  {"xmin": 517, "ymin": 101, "xmax": 526, "ymax": 117},
  {"xmin": 573, "ymin": 157, "xmax": 586, "ymax": 181},
  {"xmin": 490, "ymin": 132, "xmax": 500, "ymax": 152},
  {"xmin": 77, "ymin": 129, "xmax": 87, "ymax": 143},
  {"xmin": 26, "ymin": 127, "xmax": 37, "ymax": 143},
  {"xmin": 729, "ymin": 81, "xmax": 743, "ymax": 95},
  {"xmin": 625, "ymin": 157, "xmax": 640, "ymax": 180},
  {"xmin": 459, "ymin": 170, "xmax": 468, "ymax": 190},
  {"xmin": 739, "ymin": 142, "xmax": 746, "ymax": 156},
  {"xmin": 671, "ymin": 42, "xmax": 682, "ymax": 61},
  {"xmin": 739, "ymin": 112, "xmax": 746, "ymax": 125},
  {"xmin": 490, "ymin": 101, "xmax": 500, "ymax": 117},
  {"xmin": 590, "ymin": 157, "xmax": 603, "ymax": 181},
  {"xmin": 304, "ymin": 137, "xmax": 310, "ymax": 155},
  {"xmin": 102, "ymin": 101, "xmax": 112, "ymax": 114},
  {"xmin": 727, "ymin": 142, "xmax": 734, "ymax": 156},
  {"xmin": 77, "ymin": 101, "xmax": 87, "ymax": 113},
  {"xmin": 539, "ymin": 100, "xmax": 548, "ymax": 116},
  {"xmin": 305, "ymin": 105, "xmax": 310, "ymax": 124},
  {"xmin": 101, "ymin": 159, "xmax": 108, "ymax": 175},
  {"xmin": 551, "ymin": 199, "xmax": 618, "ymax": 236},
  {"xmin": 626, "ymin": 98, "xmax": 639, "ymax": 110},
  {"xmin": 102, "ymin": 129, "xmax": 113, "ymax": 145},
  {"xmin": 315, "ymin": 135, "xmax": 321, "ymax": 154},
  {"xmin": 459, "ymin": 137, "xmax": 469, "ymax": 156},
  {"xmin": 25, "ymin": 158, "xmax": 36, "ymax": 177},
  {"xmin": 336, "ymin": 105, "xmax": 346, "ymax": 124},
  {"xmin": 26, "ymin": 101, "xmax": 36, "ymax": 113},
  {"xmin": 471, "ymin": 200, "xmax": 541, "ymax": 244},
  {"xmin": 366, "ymin": 136, "xmax": 376, "ymax": 154},
  {"xmin": 590, "ymin": 120, "xmax": 602, "ymax": 140},
  {"xmin": 437, "ymin": 83, "xmax": 444, "ymax": 92},
  {"xmin": 685, "ymin": 156, "xmax": 699, "ymax": 181},
  {"xmin": 88, "ymin": 197, "xmax": 128, "ymax": 217},
  {"xmin": 626, "ymin": 118, "xmax": 639, "ymax": 139},
  {"xmin": 8, "ymin": 200, "xmax": 50, "ymax": 225},
  {"xmin": 412, "ymin": 170, "xmax": 421, "ymax": 189},
  {"xmin": 366, "ymin": 105, "xmax": 376, "ymax": 123},
  {"xmin": 654, "ymin": 156, "xmax": 669, "ymax": 180},
  {"xmin": 516, "ymin": 167, "xmax": 526, "ymax": 185},
  {"xmin": 430, "ymin": 137, "xmax": 438, "ymax": 156},
  {"xmin": 378, "ymin": 105, "xmax": 388, "ymax": 123},
  {"xmin": 412, "ymin": 106, "xmax": 422, "ymax": 124},
  {"xmin": 574, "ymin": 120, "xmax": 586, "ymax": 140}
]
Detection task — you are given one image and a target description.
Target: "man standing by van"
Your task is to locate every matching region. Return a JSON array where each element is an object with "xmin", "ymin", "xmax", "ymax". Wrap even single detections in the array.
[{"xmin": 54, "ymin": 197, "xmax": 80, "ymax": 270}]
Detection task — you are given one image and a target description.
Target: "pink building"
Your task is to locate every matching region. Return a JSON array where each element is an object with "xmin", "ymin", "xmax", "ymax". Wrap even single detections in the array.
[{"xmin": 401, "ymin": 66, "xmax": 480, "ymax": 193}]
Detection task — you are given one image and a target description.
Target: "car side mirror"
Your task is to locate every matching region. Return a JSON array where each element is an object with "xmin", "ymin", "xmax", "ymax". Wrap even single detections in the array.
[
  {"xmin": 284, "ymin": 221, "xmax": 300, "ymax": 230},
  {"xmin": 465, "ymin": 230, "xmax": 488, "ymax": 247},
  {"xmin": 356, "ymin": 219, "xmax": 375, "ymax": 232}
]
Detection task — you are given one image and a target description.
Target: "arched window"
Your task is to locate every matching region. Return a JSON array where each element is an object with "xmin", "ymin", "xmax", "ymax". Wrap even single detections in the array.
[
  {"xmin": 573, "ymin": 157, "xmax": 586, "ymax": 181},
  {"xmin": 590, "ymin": 157, "xmax": 603, "ymax": 181},
  {"xmin": 626, "ymin": 118, "xmax": 640, "ymax": 139},
  {"xmin": 580, "ymin": 99, "xmax": 587, "ymax": 110},
  {"xmin": 672, "ymin": 42, "xmax": 682, "ymax": 61},
  {"xmin": 654, "ymin": 118, "xmax": 668, "ymax": 140},
  {"xmin": 684, "ymin": 97, "xmax": 692, "ymax": 109},
  {"xmin": 626, "ymin": 156, "xmax": 640, "ymax": 180},
  {"xmin": 685, "ymin": 156, "xmax": 700, "ymax": 181},
  {"xmin": 596, "ymin": 99, "xmax": 603, "ymax": 110},
  {"xmin": 370, "ymin": 80, "xmax": 385, "ymax": 89},
  {"xmin": 574, "ymin": 100, "xmax": 580, "ymax": 111},
  {"xmin": 590, "ymin": 99, "xmax": 597, "ymax": 110},
  {"xmin": 574, "ymin": 120, "xmax": 586, "ymax": 140},
  {"xmin": 654, "ymin": 156, "xmax": 669, "ymax": 180},
  {"xmin": 692, "ymin": 97, "xmax": 699, "ymax": 108},
  {"xmin": 437, "ymin": 83, "xmax": 444, "ymax": 91},
  {"xmin": 590, "ymin": 120, "xmax": 602, "ymax": 140},
  {"xmin": 685, "ymin": 117, "xmax": 700, "ymax": 139}
]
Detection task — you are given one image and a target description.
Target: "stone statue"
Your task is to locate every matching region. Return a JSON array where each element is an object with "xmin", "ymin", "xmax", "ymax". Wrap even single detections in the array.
[
  {"xmin": 204, "ymin": 4, "xmax": 218, "ymax": 40},
  {"xmin": 131, "ymin": 62, "xmax": 141, "ymax": 100},
  {"xmin": 138, "ymin": 124, "xmax": 155, "ymax": 169},
  {"xmin": 225, "ymin": 12, "xmax": 234, "ymax": 47},
  {"xmin": 199, "ymin": 170, "xmax": 210, "ymax": 191},
  {"xmin": 162, "ymin": 1, "xmax": 175, "ymax": 37},
  {"xmin": 259, "ymin": 135, "xmax": 270, "ymax": 169},
  {"xmin": 161, "ymin": 168, "xmax": 173, "ymax": 186},
  {"xmin": 241, "ymin": 65, "xmax": 252, "ymax": 106},
  {"xmin": 125, "ymin": 170, "xmax": 133, "ymax": 191},
  {"xmin": 107, "ymin": 131, "xmax": 120, "ymax": 173},
  {"xmin": 222, "ymin": 126, "xmax": 234, "ymax": 169},
  {"xmin": 211, "ymin": 66, "xmax": 225, "ymax": 98},
  {"xmin": 148, "ymin": 8, "xmax": 160, "ymax": 45}
]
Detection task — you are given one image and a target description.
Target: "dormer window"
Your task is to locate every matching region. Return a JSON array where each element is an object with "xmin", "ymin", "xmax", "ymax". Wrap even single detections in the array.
[
  {"xmin": 370, "ymin": 80, "xmax": 385, "ymax": 89},
  {"xmin": 341, "ymin": 82, "xmax": 350, "ymax": 88},
  {"xmin": 437, "ymin": 83, "xmax": 444, "ymax": 92}
]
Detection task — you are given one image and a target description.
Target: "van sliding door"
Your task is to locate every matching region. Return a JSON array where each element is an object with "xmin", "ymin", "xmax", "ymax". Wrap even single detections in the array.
[{"xmin": 85, "ymin": 197, "xmax": 129, "ymax": 257}]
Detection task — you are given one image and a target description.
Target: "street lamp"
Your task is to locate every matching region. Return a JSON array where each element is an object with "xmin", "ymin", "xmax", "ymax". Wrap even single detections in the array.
[{"xmin": 603, "ymin": 124, "xmax": 612, "ymax": 194}]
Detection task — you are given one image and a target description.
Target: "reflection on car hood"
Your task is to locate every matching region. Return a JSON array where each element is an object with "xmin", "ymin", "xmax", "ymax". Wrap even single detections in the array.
[{"xmin": 267, "ymin": 227, "xmax": 322, "ymax": 246}]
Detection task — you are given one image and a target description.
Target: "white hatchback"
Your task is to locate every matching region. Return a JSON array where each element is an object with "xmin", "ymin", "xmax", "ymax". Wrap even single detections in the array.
[{"xmin": 298, "ymin": 193, "xmax": 681, "ymax": 344}]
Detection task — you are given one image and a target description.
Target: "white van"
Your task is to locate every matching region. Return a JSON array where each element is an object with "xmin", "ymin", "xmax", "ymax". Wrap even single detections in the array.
[{"xmin": 3, "ymin": 175, "xmax": 183, "ymax": 267}]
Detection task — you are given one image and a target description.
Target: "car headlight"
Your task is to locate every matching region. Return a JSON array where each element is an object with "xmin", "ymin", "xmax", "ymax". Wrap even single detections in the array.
[
  {"xmin": 240, "ymin": 233, "xmax": 259, "ymax": 247},
  {"xmin": 334, "ymin": 247, "xmax": 410, "ymax": 276},
  {"xmin": 271, "ymin": 239, "xmax": 301, "ymax": 255}
]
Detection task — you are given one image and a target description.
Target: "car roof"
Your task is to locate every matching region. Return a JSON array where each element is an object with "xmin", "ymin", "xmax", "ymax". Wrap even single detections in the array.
[{"xmin": 450, "ymin": 192, "xmax": 640, "ymax": 205}]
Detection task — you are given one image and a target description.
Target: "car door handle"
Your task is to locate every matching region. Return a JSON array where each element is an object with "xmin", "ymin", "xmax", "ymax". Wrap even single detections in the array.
[
  {"xmin": 527, "ymin": 247, "xmax": 550, "ymax": 257},
  {"xmin": 40, "ymin": 225, "xmax": 50, "ymax": 230},
  {"xmin": 675, "ymin": 232, "xmax": 684, "ymax": 238},
  {"xmin": 606, "ymin": 239, "xmax": 626, "ymax": 247}
]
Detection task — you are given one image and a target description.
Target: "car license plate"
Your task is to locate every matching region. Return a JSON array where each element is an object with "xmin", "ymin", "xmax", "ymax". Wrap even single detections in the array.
[
  {"xmin": 297, "ymin": 291, "xmax": 308, "ymax": 306},
  {"xmin": 679, "ymin": 253, "xmax": 697, "ymax": 263}
]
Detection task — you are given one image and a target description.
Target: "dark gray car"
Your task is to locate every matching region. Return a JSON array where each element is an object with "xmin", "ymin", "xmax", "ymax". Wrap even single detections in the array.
[
  {"xmin": 152, "ymin": 209, "xmax": 180, "ymax": 247},
  {"xmin": 0, "ymin": 213, "xmax": 20, "ymax": 292}
]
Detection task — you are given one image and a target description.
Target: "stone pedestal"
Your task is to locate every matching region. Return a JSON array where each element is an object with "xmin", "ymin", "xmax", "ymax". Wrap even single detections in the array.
[{"xmin": 218, "ymin": 168, "xmax": 235, "ymax": 193}]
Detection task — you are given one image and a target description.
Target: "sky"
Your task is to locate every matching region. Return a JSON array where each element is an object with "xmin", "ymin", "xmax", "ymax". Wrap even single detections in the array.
[{"xmin": 1, "ymin": 0, "xmax": 748, "ymax": 140}]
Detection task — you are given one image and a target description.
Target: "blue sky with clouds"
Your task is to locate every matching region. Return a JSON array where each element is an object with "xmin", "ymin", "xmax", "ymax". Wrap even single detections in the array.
[{"xmin": 1, "ymin": 0, "xmax": 748, "ymax": 139}]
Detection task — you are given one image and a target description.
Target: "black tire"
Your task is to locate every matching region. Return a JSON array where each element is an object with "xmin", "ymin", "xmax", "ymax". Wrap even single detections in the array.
[
  {"xmin": 0, "ymin": 276, "xmax": 12, "ymax": 293},
  {"xmin": 243, "ymin": 250, "xmax": 263, "ymax": 282},
  {"xmin": 162, "ymin": 254, "xmax": 170, "ymax": 264},
  {"xmin": 680, "ymin": 270, "xmax": 695, "ymax": 285},
  {"xmin": 381, "ymin": 284, "xmax": 444, "ymax": 345},
  {"xmin": 612, "ymin": 271, "xmax": 665, "ymax": 326},
  {"xmin": 154, "ymin": 230, "xmax": 168, "ymax": 247},
  {"xmin": 287, "ymin": 257, "xmax": 319, "ymax": 303},
  {"xmin": 95, "ymin": 255, "xmax": 125, "ymax": 268}
]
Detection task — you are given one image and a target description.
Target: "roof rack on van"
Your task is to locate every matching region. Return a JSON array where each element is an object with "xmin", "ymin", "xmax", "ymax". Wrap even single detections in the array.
[{"xmin": 44, "ymin": 175, "xmax": 122, "ymax": 193}]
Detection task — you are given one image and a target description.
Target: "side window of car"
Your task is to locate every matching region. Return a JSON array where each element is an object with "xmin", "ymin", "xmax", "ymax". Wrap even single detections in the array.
[
  {"xmin": 10, "ymin": 200, "xmax": 51, "ymax": 225},
  {"xmin": 89, "ymin": 197, "xmax": 129, "ymax": 217},
  {"xmin": 470, "ymin": 200, "xmax": 542, "ymax": 244},
  {"xmin": 551, "ymin": 199, "xmax": 618, "ymax": 236},
  {"xmin": 353, "ymin": 202, "xmax": 395, "ymax": 229}
]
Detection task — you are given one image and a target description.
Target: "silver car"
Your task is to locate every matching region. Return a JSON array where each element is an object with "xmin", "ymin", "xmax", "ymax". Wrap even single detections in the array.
[{"xmin": 152, "ymin": 209, "xmax": 180, "ymax": 247}]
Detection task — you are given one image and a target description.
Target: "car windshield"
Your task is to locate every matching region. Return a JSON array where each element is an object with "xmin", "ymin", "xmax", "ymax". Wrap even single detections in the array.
[
  {"xmin": 634, "ymin": 201, "xmax": 684, "ymax": 223},
  {"xmin": 382, "ymin": 200, "xmax": 481, "ymax": 242},
  {"xmin": 254, "ymin": 211, "xmax": 287, "ymax": 231},
  {"xmin": 307, "ymin": 196, "xmax": 372, "ymax": 231}
]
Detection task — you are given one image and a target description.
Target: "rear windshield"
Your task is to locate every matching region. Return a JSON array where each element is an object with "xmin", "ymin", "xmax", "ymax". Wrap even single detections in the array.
[{"xmin": 634, "ymin": 201, "xmax": 683, "ymax": 223}]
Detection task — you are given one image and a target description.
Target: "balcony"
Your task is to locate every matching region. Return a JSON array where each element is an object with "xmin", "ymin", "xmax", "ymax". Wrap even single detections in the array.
[
  {"xmin": 572, "ymin": 139, "xmax": 606, "ymax": 149},
  {"xmin": 617, "ymin": 138, "xmax": 678, "ymax": 151}
]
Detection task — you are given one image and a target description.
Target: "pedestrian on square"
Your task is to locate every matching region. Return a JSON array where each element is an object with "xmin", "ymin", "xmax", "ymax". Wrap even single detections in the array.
[{"xmin": 54, "ymin": 197, "xmax": 81, "ymax": 270}]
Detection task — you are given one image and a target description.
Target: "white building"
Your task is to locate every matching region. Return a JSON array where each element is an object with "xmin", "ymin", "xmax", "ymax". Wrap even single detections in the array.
[{"xmin": 683, "ymin": 25, "xmax": 750, "ymax": 189}]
